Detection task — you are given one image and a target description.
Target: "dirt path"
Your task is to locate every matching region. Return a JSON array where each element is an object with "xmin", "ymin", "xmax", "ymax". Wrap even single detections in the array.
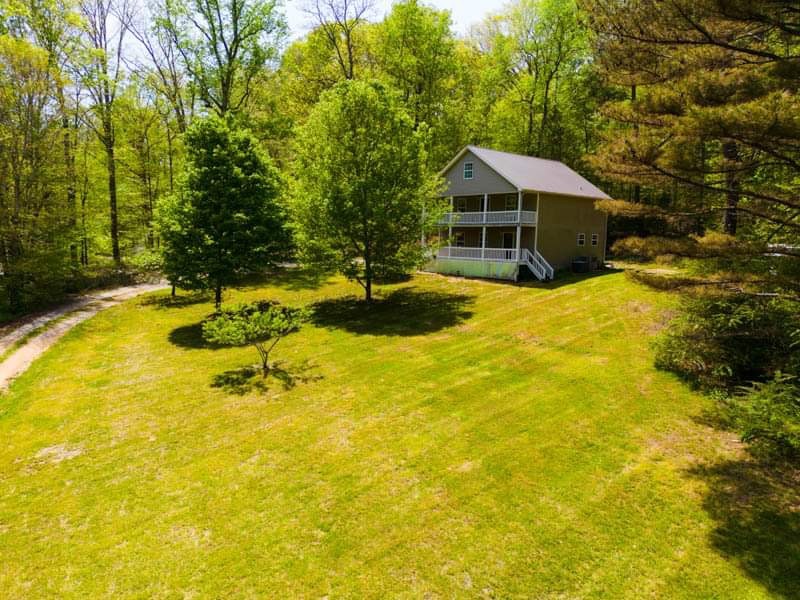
[{"xmin": 0, "ymin": 282, "xmax": 167, "ymax": 390}]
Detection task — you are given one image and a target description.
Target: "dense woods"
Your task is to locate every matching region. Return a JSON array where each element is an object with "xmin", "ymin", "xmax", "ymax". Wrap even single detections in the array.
[{"xmin": 0, "ymin": 1, "xmax": 798, "ymax": 450}]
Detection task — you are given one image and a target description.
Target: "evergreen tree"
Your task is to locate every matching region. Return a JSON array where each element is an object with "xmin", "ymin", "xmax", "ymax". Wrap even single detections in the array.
[{"xmin": 157, "ymin": 116, "xmax": 289, "ymax": 308}]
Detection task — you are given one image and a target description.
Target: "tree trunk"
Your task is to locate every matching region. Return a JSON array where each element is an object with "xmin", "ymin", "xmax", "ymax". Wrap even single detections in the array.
[
  {"xmin": 363, "ymin": 241, "xmax": 373, "ymax": 303},
  {"xmin": 255, "ymin": 343, "xmax": 270, "ymax": 376},
  {"xmin": 215, "ymin": 284, "xmax": 222, "ymax": 310},
  {"xmin": 105, "ymin": 136, "xmax": 121, "ymax": 265},
  {"xmin": 166, "ymin": 125, "xmax": 175, "ymax": 193},
  {"xmin": 632, "ymin": 85, "xmax": 641, "ymax": 203},
  {"xmin": 538, "ymin": 74, "xmax": 554, "ymax": 156},
  {"xmin": 722, "ymin": 140, "xmax": 740, "ymax": 236},
  {"xmin": 62, "ymin": 113, "xmax": 78, "ymax": 266}
]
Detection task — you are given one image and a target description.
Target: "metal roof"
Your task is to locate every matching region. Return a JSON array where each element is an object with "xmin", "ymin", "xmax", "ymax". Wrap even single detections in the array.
[{"xmin": 444, "ymin": 146, "xmax": 611, "ymax": 200}]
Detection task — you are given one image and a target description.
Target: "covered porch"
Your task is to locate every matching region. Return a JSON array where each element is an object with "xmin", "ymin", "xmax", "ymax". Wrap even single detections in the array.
[{"xmin": 425, "ymin": 190, "xmax": 554, "ymax": 281}]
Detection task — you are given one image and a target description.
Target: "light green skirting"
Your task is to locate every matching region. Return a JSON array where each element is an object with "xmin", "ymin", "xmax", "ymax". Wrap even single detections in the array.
[{"xmin": 424, "ymin": 258, "xmax": 519, "ymax": 281}]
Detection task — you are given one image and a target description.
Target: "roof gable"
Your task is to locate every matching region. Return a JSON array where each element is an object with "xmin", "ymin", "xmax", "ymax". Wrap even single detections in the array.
[
  {"xmin": 442, "ymin": 146, "xmax": 610, "ymax": 200},
  {"xmin": 440, "ymin": 148, "xmax": 517, "ymax": 197}
]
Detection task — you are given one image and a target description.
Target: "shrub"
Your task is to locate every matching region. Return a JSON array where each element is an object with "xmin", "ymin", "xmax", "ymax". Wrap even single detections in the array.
[
  {"xmin": 654, "ymin": 295, "xmax": 800, "ymax": 390},
  {"xmin": 725, "ymin": 376, "xmax": 800, "ymax": 457},
  {"xmin": 202, "ymin": 302, "xmax": 305, "ymax": 375},
  {"xmin": 656, "ymin": 295, "xmax": 800, "ymax": 457}
]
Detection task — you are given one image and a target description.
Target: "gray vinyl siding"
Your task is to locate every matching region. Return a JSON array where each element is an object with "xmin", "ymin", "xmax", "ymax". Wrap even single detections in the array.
[
  {"xmin": 442, "ymin": 150, "xmax": 516, "ymax": 197},
  {"xmin": 535, "ymin": 194, "xmax": 607, "ymax": 269}
]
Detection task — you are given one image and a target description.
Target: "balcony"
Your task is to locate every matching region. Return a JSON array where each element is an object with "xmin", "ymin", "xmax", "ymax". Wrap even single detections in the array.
[{"xmin": 438, "ymin": 210, "xmax": 537, "ymax": 226}]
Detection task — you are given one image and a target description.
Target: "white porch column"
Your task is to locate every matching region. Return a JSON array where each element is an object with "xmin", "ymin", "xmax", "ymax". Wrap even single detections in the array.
[
  {"xmin": 516, "ymin": 190, "xmax": 523, "ymax": 261},
  {"xmin": 481, "ymin": 193, "xmax": 488, "ymax": 259},
  {"xmin": 533, "ymin": 192, "xmax": 540, "ymax": 254},
  {"xmin": 448, "ymin": 196, "xmax": 453, "ymax": 242}
]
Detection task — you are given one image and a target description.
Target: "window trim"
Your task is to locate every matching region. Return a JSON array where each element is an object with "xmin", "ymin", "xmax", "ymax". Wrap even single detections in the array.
[
  {"xmin": 577, "ymin": 233, "xmax": 586, "ymax": 247},
  {"xmin": 463, "ymin": 162, "xmax": 474, "ymax": 180},
  {"xmin": 591, "ymin": 233, "xmax": 599, "ymax": 247}
]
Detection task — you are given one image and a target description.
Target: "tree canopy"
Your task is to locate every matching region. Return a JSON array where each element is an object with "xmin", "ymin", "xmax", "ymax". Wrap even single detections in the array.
[
  {"xmin": 157, "ymin": 115, "xmax": 289, "ymax": 307},
  {"xmin": 292, "ymin": 79, "xmax": 444, "ymax": 301}
]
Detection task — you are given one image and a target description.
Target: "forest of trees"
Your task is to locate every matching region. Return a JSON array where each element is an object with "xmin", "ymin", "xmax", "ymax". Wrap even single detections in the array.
[
  {"xmin": 1, "ymin": 1, "xmax": 798, "ymax": 449},
  {"xmin": 0, "ymin": 0, "xmax": 612, "ymax": 312}
]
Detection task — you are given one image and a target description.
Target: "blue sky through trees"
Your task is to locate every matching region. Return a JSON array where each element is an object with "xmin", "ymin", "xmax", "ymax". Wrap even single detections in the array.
[{"xmin": 285, "ymin": 0, "xmax": 508, "ymax": 38}]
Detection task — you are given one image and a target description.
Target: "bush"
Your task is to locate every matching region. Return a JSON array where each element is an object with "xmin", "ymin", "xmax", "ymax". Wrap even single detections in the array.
[
  {"xmin": 202, "ymin": 301, "xmax": 305, "ymax": 375},
  {"xmin": 656, "ymin": 294, "xmax": 800, "ymax": 457},
  {"xmin": 725, "ymin": 376, "xmax": 800, "ymax": 457},
  {"xmin": 655, "ymin": 295, "xmax": 800, "ymax": 390},
  {"xmin": 127, "ymin": 250, "xmax": 164, "ymax": 274}
]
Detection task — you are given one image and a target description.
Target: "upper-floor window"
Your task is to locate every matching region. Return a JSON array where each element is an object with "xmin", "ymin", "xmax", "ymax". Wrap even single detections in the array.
[
  {"xmin": 591, "ymin": 233, "xmax": 599, "ymax": 247},
  {"xmin": 455, "ymin": 232, "xmax": 466, "ymax": 247},
  {"xmin": 577, "ymin": 233, "xmax": 586, "ymax": 247},
  {"xmin": 455, "ymin": 197, "xmax": 468, "ymax": 212},
  {"xmin": 463, "ymin": 162, "xmax": 474, "ymax": 180},
  {"xmin": 504, "ymin": 195, "xmax": 518, "ymax": 211}
]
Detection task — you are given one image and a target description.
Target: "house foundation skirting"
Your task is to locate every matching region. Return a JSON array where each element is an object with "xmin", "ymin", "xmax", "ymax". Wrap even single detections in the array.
[{"xmin": 423, "ymin": 258, "xmax": 519, "ymax": 281}]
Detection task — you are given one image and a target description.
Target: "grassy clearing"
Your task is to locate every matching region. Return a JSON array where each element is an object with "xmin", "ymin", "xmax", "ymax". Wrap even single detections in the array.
[{"xmin": 0, "ymin": 269, "xmax": 797, "ymax": 598}]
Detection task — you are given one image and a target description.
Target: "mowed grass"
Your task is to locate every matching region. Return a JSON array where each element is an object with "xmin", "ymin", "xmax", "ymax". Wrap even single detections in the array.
[{"xmin": 0, "ymin": 270, "xmax": 797, "ymax": 598}]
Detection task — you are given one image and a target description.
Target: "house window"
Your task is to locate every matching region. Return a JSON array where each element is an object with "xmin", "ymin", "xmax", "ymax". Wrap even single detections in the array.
[
  {"xmin": 577, "ymin": 233, "xmax": 586, "ymax": 247},
  {"xmin": 455, "ymin": 232, "xmax": 466, "ymax": 247},
  {"xmin": 504, "ymin": 195, "xmax": 518, "ymax": 211},
  {"xmin": 463, "ymin": 162, "xmax": 474, "ymax": 180},
  {"xmin": 502, "ymin": 232, "xmax": 515, "ymax": 249},
  {"xmin": 591, "ymin": 233, "xmax": 599, "ymax": 247},
  {"xmin": 455, "ymin": 197, "xmax": 468, "ymax": 213}
]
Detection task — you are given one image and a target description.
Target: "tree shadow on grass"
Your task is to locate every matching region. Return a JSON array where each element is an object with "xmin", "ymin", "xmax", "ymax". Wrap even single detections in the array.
[
  {"xmin": 687, "ymin": 458, "xmax": 800, "ymax": 598},
  {"xmin": 515, "ymin": 267, "xmax": 623, "ymax": 290},
  {"xmin": 267, "ymin": 267, "xmax": 333, "ymax": 291},
  {"xmin": 311, "ymin": 287, "xmax": 474, "ymax": 336},
  {"xmin": 168, "ymin": 322, "xmax": 219, "ymax": 350},
  {"xmin": 211, "ymin": 360, "xmax": 322, "ymax": 396},
  {"xmin": 232, "ymin": 267, "xmax": 333, "ymax": 293},
  {"xmin": 140, "ymin": 292, "xmax": 212, "ymax": 310}
]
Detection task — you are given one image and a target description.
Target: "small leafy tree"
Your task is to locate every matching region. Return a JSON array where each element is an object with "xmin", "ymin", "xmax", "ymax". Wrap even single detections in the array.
[
  {"xmin": 292, "ymin": 79, "xmax": 445, "ymax": 302},
  {"xmin": 157, "ymin": 116, "xmax": 290, "ymax": 308},
  {"xmin": 202, "ymin": 301, "xmax": 305, "ymax": 375}
]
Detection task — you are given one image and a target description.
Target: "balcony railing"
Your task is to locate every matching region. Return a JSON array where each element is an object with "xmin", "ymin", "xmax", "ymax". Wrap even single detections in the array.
[
  {"xmin": 438, "ymin": 210, "xmax": 537, "ymax": 226},
  {"xmin": 437, "ymin": 246, "xmax": 519, "ymax": 262}
]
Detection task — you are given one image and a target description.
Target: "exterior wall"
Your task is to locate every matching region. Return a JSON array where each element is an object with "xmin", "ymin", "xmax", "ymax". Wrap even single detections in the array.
[
  {"xmin": 448, "ymin": 227, "xmax": 536, "ymax": 250},
  {"xmin": 523, "ymin": 193, "xmax": 537, "ymax": 211},
  {"xmin": 451, "ymin": 194, "xmax": 533, "ymax": 212},
  {"xmin": 485, "ymin": 193, "xmax": 536, "ymax": 211},
  {"xmin": 452, "ymin": 195, "xmax": 483, "ymax": 212},
  {"xmin": 442, "ymin": 150, "xmax": 516, "ymax": 197},
  {"xmin": 521, "ymin": 227, "xmax": 535, "ymax": 250},
  {"xmin": 450, "ymin": 228, "xmax": 482, "ymax": 247},
  {"xmin": 424, "ymin": 258, "xmax": 518, "ymax": 281},
  {"xmin": 535, "ymin": 193, "xmax": 607, "ymax": 269}
]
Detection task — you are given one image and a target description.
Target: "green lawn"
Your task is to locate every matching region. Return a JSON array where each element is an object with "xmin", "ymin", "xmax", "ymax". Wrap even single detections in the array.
[{"xmin": 1, "ymin": 270, "xmax": 797, "ymax": 598}]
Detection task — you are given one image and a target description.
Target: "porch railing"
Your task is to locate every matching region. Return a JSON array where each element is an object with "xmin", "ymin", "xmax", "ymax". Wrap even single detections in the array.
[
  {"xmin": 438, "ymin": 210, "xmax": 537, "ymax": 226},
  {"xmin": 521, "ymin": 248, "xmax": 555, "ymax": 280},
  {"xmin": 437, "ymin": 246, "xmax": 519, "ymax": 262}
]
